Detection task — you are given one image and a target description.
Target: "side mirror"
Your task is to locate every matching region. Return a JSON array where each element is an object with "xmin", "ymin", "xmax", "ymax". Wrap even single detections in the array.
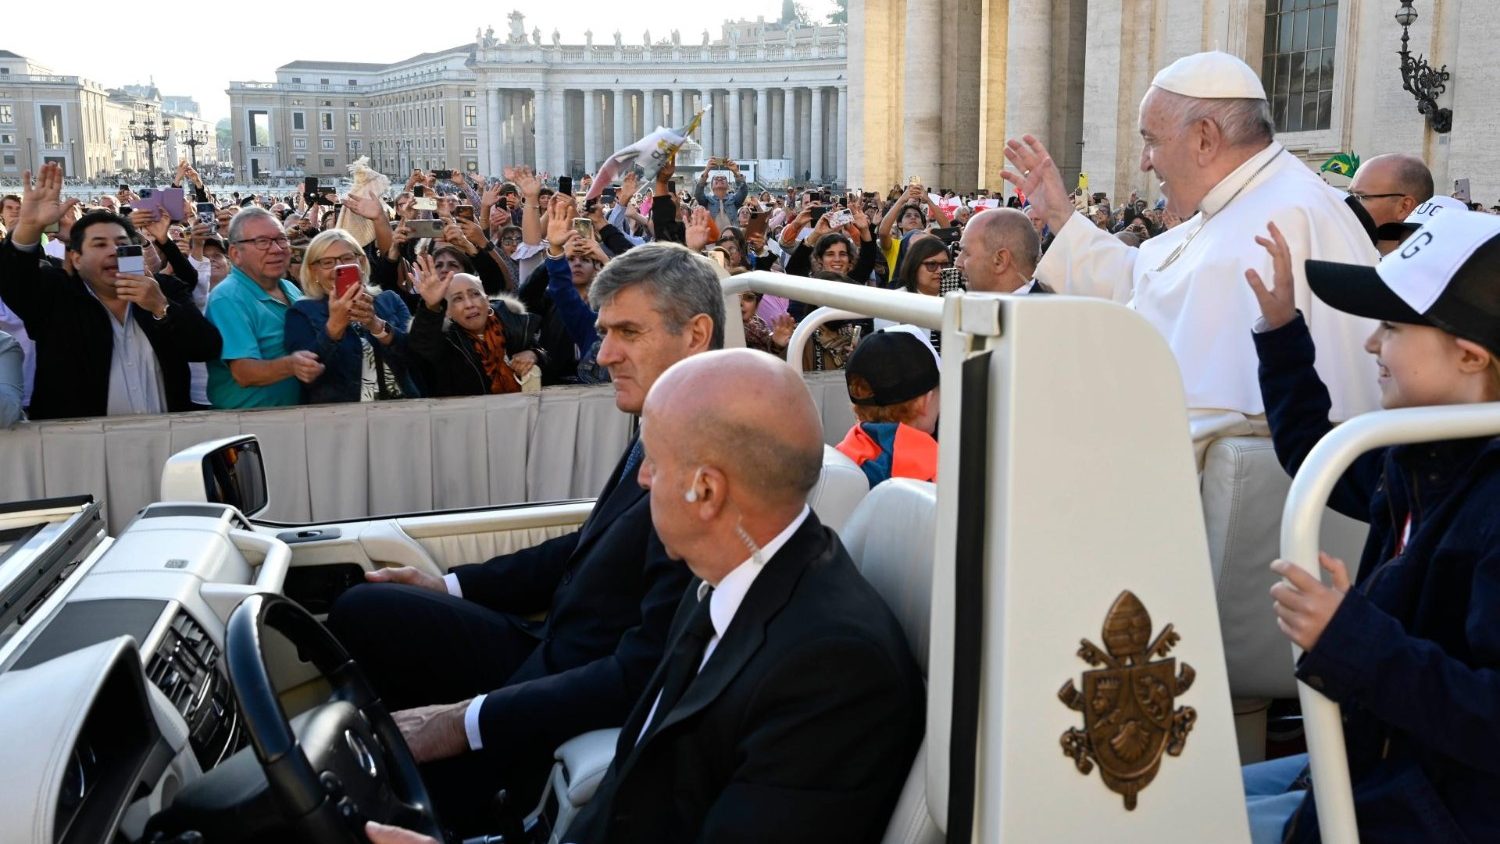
[{"xmin": 160, "ymin": 435, "xmax": 270, "ymax": 518}]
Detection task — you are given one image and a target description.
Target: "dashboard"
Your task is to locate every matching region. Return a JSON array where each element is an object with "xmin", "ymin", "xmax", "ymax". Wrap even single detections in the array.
[{"xmin": 0, "ymin": 500, "xmax": 293, "ymax": 843}]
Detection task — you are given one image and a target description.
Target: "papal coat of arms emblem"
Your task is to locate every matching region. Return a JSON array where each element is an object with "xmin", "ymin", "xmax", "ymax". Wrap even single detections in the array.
[{"xmin": 1058, "ymin": 590, "xmax": 1197, "ymax": 809}]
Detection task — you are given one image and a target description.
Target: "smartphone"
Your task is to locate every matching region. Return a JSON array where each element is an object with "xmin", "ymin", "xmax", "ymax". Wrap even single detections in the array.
[
  {"xmin": 433, "ymin": 169, "xmax": 453, "ymax": 180},
  {"xmin": 455, "ymin": 204, "xmax": 476, "ymax": 221},
  {"xmin": 196, "ymin": 201, "xmax": 217, "ymax": 226},
  {"xmin": 706, "ymin": 248, "xmax": 729, "ymax": 271},
  {"xmin": 407, "ymin": 219, "xmax": 445, "ymax": 238},
  {"xmin": 558, "ymin": 176, "xmax": 573, "ymax": 197},
  {"xmin": 116, "ymin": 244, "xmax": 145, "ymax": 275},
  {"xmin": 939, "ymin": 266, "xmax": 967, "ymax": 295},
  {"xmin": 412, "ymin": 185, "xmax": 425, "ymax": 198},
  {"xmin": 745, "ymin": 211, "xmax": 768, "ymax": 240},
  {"xmin": 160, "ymin": 187, "xmax": 185, "ymax": 222},
  {"xmin": 413, "ymin": 196, "xmax": 438, "ymax": 212},
  {"xmin": 573, "ymin": 217, "xmax": 595, "ymax": 240},
  {"xmin": 826, "ymin": 209, "xmax": 854, "ymax": 229},
  {"xmin": 1455, "ymin": 178, "xmax": 1472, "ymax": 204},
  {"xmin": 908, "ymin": 175, "xmax": 922, "ymax": 187},
  {"xmin": 931, "ymin": 226, "xmax": 963, "ymax": 247},
  {"xmin": 118, "ymin": 183, "xmax": 131, "ymax": 193},
  {"xmin": 334, "ymin": 263, "xmax": 361, "ymax": 298},
  {"xmin": 808, "ymin": 205, "xmax": 829, "ymax": 225}
]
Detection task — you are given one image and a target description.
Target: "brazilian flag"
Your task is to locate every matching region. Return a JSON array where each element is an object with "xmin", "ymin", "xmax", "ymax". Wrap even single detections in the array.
[{"xmin": 1320, "ymin": 152, "xmax": 1360, "ymax": 177}]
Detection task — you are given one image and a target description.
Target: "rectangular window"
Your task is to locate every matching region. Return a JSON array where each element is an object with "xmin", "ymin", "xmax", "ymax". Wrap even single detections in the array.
[
  {"xmin": 295, "ymin": 156, "xmax": 306, "ymax": 167},
  {"xmin": 0, "ymin": 133, "xmax": 12, "ymax": 145},
  {"xmin": 350, "ymin": 139, "xmax": 361, "ymax": 151},
  {"xmin": 293, "ymin": 137, "xmax": 307, "ymax": 150},
  {"xmin": 292, "ymin": 77, "xmax": 301, "ymax": 83},
  {"xmin": 40, "ymin": 105, "xmax": 62, "ymax": 145},
  {"xmin": 0, "ymin": 104, "xmax": 11, "ymax": 124},
  {"xmin": 463, "ymin": 105, "xmax": 476, "ymax": 127},
  {"xmin": 321, "ymin": 138, "xmax": 335, "ymax": 151},
  {"xmin": 292, "ymin": 111, "xmax": 305, "ymax": 131},
  {"xmin": 320, "ymin": 112, "xmax": 333, "ymax": 131},
  {"xmin": 348, "ymin": 79, "xmax": 358, "ymax": 86},
  {"xmin": 2, "ymin": 153, "xmax": 14, "ymax": 166},
  {"xmin": 323, "ymin": 157, "xmax": 335, "ymax": 167},
  {"xmin": 320, "ymin": 78, "xmax": 330, "ymax": 85},
  {"xmin": 348, "ymin": 113, "xmax": 361, "ymax": 131},
  {"xmin": 1262, "ymin": 0, "xmax": 1339, "ymax": 133},
  {"xmin": 463, "ymin": 137, "xmax": 478, "ymax": 149}
]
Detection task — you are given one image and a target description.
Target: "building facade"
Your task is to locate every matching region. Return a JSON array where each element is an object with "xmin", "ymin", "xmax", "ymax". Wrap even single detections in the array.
[
  {"xmin": 850, "ymin": 0, "xmax": 1500, "ymax": 204},
  {"xmin": 226, "ymin": 15, "xmax": 848, "ymax": 185},
  {"xmin": 0, "ymin": 51, "xmax": 115, "ymax": 180}
]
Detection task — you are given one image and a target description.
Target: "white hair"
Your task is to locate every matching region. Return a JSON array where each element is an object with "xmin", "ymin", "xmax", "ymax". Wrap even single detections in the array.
[{"xmin": 1153, "ymin": 88, "xmax": 1274, "ymax": 149}]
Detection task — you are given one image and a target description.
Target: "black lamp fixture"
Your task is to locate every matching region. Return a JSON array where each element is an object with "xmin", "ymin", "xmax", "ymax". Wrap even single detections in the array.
[{"xmin": 1395, "ymin": 0, "xmax": 1452, "ymax": 133}]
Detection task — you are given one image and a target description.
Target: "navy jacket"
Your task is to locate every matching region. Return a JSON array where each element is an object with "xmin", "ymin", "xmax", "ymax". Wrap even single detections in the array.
[
  {"xmin": 1255, "ymin": 315, "xmax": 1500, "ymax": 844},
  {"xmin": 284, "ymin": 290, "xmax": 418, "ymax": 403},
  {"xmin": 454, "ymin": 441, "xmax": 693, "ymax": 772},
  {"xmin": 568, "ymin": 513, "xmax": 924, "ymax": 844}
]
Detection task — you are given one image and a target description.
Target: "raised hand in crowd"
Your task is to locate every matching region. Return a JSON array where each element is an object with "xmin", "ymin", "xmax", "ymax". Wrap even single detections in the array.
[
  {"xmin": 806, "ymin": 208, "xmax": 834, "ymax": 246},
  {"xmin": 847, "ymin": 202, "xmax": 872, "ymax": 241},
  {"xmin": 480, "ymin": 181, "xmax": 503, "ymax": 213},
  {"xmin": 14, "ymin": 163, "xmax": 67, "ymax": 241},
  {"xmin": 569, "ymin": 235, "xmax": 608, "ymax": 267},
  {"xmin": 1001, "ymin": 134, "xmax": 1072, "ymax": 233},
  {"xmin": 655, "ymin": 156, "xmax": 677, "ymax": 193},
  {"xmin": 545, "ymin": 192, "xmax": 579, "ymax": 248},
  {"xmin": 507, "ymin": 165, "xmax": 542, "ymax": 201},
  {"xmin": 780, "ymin": 207, "xmax": 813, "ymax": 248},
  {"xmin": 413, "ymin": 252, "xmax": 448, "ymax": 310},
  {"xmin": 55, "ymin": 198, "xmax": 81, "ymax": 243},
  {"xmin": 130, "ymin": 208, "xmax": 171, "ymax": 246},
  {"xmin": 685, "ymin": 206, "xmax": 712, "ymax": 251},
  {"xmin": 1244, "ymin": 221, "xmax": 1297, "ymax": 331},
  {"xmin": 618, "ymin": 170, "xmax": 640, "ymax": 204},
  {"xmin": 343, "ymin": 191, "xmax": 385, "ymax": 221},
  {"xmin": 441, "ymin": 220, "xmax": 478, "ymax": 256},
  {"xmin": 769, "ymin": 312, "xmax": 796, "ymax": 348}
]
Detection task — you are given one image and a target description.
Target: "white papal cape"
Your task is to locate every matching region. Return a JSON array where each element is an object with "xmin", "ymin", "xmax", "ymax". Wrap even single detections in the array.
[{"xmin": 1036, "ymin": 142, "xmax": 1381, "ymax": 421}]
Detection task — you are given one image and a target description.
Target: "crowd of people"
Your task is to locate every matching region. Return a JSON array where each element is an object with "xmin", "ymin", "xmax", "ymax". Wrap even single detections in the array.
[{"xmin": 2, "ymin": 46, "xmax": 1500, "ymax": 844}]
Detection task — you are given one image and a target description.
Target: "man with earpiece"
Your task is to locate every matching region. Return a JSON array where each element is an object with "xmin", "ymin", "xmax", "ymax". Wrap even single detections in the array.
[
  {"xmin": 328, "ymin": 242, "xmax": 725, "ymax": 836},
  {"xmin": 368, "ymin": 349, "xmax": 924, "ymax": 844}
]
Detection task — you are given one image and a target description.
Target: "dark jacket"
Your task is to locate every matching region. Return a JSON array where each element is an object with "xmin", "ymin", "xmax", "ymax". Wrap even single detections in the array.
[
  {"xmin": 0, "ymin": 235, "xmax": 222, "ymax": 419},
  {"xmin": 459, "ymin": 442, "xmax": 693, "ymax": 782},
  {"xmin": 569, "ymin": 513, "xmax": 924, "ymax": 844},
  {"xmin": 284, "ymin": 290, "xmax": 419, "ymax": 403},
  {"xmin": 518, "ymin": 263, "xmax": 586, "ymax": 386},
  {"xmin": 1255, "ymin": 315, "xmax": 1500, "ymax": 844},
  {"xmin": 406, "ymin": 294, "xmax": 542, "ymax": 397}
]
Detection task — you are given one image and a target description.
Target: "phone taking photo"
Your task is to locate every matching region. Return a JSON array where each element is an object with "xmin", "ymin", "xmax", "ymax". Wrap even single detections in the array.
[
  {"xmin": 334, "ymin": 264, "xmax": 361, "ymax": 299},
  {"xmin": 196, "ymin": 202, "xmax": 217, "ymax": 226},
  {"xmin": 573, "ymin": 217, "xmax": 595, "ymax": 241},
  {"xmin": 116, "ymin": 244, "xmax": 145, "ymax": 276}
]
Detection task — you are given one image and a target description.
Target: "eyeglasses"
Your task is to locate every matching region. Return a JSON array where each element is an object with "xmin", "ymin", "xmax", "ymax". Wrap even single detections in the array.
[
  {"xmin": 234, "ymin": 236, "xmax": 292, "ymax": 251},
  {"xmin": 1349, "ymin": 191, "xmax": 1407, "ymax": 202},
  {"xmin": 920, "ymin": 259, "xmax": 951, "ymax": 272},
  {"xmin": 310, "ymin": 254, "xmax": 360, "ymax": 270}
]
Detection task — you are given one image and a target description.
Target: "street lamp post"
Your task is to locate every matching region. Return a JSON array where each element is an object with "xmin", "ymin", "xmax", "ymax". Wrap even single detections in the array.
[
  {"xmin": 129, "ymin": 111, "xmax": 172, "ymax": 183},
  {"xmin": 1395, "ymin": 0, "xmax": 1452, "ymax": 133},
  {"xmin": 182, "ymin": 129, "xmax": 209, "ymax": 169}
]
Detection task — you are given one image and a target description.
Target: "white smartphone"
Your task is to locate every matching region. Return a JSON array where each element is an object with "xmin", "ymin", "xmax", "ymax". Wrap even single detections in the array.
[{"xmin": 116, "ymin": 244, "xmax": 145, "ymax": 275}]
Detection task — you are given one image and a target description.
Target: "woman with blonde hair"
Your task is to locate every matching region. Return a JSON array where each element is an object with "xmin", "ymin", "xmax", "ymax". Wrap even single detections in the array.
[{"xmin": 285, "ymin": 228, "xmax": 418, "ymax": 403}]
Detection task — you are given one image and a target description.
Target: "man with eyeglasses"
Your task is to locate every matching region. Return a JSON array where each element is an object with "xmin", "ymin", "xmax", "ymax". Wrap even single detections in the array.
[
  {"xmin": 204, "ymin": 206, "xmax": 325, "ymax": 408},
  {"xmin": 1347, "ymin": 152, "xmax": 1434, "ymax": 253}
]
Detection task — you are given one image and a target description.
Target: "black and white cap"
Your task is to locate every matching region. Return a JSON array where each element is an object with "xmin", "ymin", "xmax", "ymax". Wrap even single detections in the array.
[
  {"xmin": 1307, "ymin": 208, "xmax": 1500, "ymax": 357},
  {"xmin": 1373, "ymin": 194, "xmax": 1469, "ymax": 242}
]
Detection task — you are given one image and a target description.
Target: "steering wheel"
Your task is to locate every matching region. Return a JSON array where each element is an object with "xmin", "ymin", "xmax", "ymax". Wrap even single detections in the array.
[{"xmin": 225, "ymin": 592, "xmax": 445, "ymax": 842}]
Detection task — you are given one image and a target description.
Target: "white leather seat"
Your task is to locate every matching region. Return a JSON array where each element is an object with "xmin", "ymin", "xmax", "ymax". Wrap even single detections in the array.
[
  {"xmin": 806, "ymin": 445, "xmax": 870, "ymax": 532},
  {"xmin": 839, "ymin": 479, "xmax": 941, "ymax": 844},
  {"xmin": 1200, "ymin": 435, "xmax": 1368, "ymax": 760},
  {"xmin": 532, "ymin": 445, "xmax": 875, "ymax": 841}
]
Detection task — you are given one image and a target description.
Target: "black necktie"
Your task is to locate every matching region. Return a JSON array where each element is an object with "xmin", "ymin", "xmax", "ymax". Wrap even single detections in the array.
[
  {"xmin": 621, "ymin": 439, "xmax": 644, "ymax": 480},
  {"xmin": 642, "ymin": 590, "xmax": 716, "ymax": 740}
]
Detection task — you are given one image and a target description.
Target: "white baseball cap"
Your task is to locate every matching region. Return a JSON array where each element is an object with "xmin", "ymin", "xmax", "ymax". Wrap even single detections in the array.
[
  {"xmin": 1373, "ymin": 194, "xmax": 1469, "ymax": 241},
  {"xmin": 1307, "ymin": 208, "xmax": 1500, "ymax": 357}
]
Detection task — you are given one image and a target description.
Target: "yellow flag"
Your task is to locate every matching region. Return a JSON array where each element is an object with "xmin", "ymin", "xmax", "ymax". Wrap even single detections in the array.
[{"xmin": 1077, "ymin": 172, "xmax": 1089, "ymax": 192}]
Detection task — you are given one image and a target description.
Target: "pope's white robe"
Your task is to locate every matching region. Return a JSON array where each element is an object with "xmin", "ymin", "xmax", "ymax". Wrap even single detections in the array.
[{"xmin": 1037, "ymin": 142, "xmax": 1381, "ymax": 421}]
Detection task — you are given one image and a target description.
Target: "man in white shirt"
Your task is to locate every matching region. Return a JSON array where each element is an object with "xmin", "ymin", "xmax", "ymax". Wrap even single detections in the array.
[{"xmin": 1003, "ymin": 51, "xmax": 1380, "ymax": 421}]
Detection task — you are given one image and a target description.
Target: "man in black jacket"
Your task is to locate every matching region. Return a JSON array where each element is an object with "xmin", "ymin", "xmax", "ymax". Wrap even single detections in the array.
[
  {"xmin": 327, "ymin": 242, "xmax": 725, "ymax": 834},
  {"xmin": 0, "ymin": 164, "xmax": 222, "ymax": 419}
]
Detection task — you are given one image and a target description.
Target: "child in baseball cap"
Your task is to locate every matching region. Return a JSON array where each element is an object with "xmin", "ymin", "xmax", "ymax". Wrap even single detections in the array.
[
  {"xmin": 833, "ymin": 329, "xmax": 941, "ymax": 487},
  {"xmin": 1239, "ymin": 209, "xmax": 1500, "ymax": 843}
]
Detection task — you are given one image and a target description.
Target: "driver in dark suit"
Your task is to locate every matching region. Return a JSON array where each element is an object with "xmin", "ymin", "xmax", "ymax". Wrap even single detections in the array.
[
  {"xmin": 327, "ymin": 242, "xmax": 725, "ymax": 834},
  {"xmin": 368, "ymin": 348, "xmax": 924, "ymax": 844}
]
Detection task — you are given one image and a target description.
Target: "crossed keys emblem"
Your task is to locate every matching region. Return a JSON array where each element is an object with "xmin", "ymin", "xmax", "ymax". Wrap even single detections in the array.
[{"xmin": 1058, "ymin": 591, "xmax": 1197, "ymax": 810}]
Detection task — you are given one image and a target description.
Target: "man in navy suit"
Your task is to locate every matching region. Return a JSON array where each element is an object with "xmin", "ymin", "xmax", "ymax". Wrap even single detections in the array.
[
  {"xmin": 328, "ymin": 242, "xmax": 725, "ymax": 834},
  {"xmin": 567, "ymin": 349, "xmax": 924, "ymax": 843}
]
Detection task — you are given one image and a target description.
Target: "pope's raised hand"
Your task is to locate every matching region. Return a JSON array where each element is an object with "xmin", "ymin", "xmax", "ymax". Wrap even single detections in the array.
[{"xmin": 1000, "ymin": 135, "xmax": 1072, "ymax": 233}]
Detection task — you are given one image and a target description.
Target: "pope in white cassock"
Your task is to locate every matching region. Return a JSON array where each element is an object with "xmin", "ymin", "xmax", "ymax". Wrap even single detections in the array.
[{"xmin": 1003, "ymin": 51, "xmax": 1381, "ymax": 422}]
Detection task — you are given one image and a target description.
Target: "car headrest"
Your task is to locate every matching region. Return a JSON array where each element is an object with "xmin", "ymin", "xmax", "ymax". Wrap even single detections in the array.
[
  {"xmin": 806, "ymin": 445, "xmax": 870, "ymax": 533},
  {"xmin": 839, "ymin": 479, "xmax": 937, "ymax": 676}
]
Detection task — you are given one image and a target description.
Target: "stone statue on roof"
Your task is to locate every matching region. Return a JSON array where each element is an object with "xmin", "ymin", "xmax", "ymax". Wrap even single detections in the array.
[
  {"xmin": 484, "ymin": 25, "xmax": 495, "ymax": 46},
  {"xmin": 613, "ymin": 30, "xmax": 622, "ymax": 47},
  {"xmin": 671, "ymin": 29, "xmax": 680, "ymax": 46},
  {"xmin": 508, "ymin": 11, "xmax": 526, "ymax": 44},
  {"xmin": 643, "ymin": 29, "xmax": 651, "ymax": 46},
  {"xmin": 585, "ymin": 30, "xmax": 593, "ymax": 47},
  {"xmin": 551, "ymin": 28, "xmax": 560, "ymax": 47},
  {"xmin": 702, "ymin": 29, "xmax": 710, "ymax": 46},
  {"xmin": 532, "ymin": 27, "xmax": 541, "ymax": 46}
]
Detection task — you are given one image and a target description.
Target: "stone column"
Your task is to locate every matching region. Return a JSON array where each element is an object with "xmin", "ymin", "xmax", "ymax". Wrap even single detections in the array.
[
  {"xmin": 613, "ymin": 89, "xmax": 628, "ymax": 152},
  {"xmin": 770, "ymin": 91, "xmax": 784, "ymax": 158},
  {"xmin": 783, "ymin": 88, "xmax": 798, "ymax": 174},
  {"xmin": 488, "ymin": 88, "xmax": 503, "ymax": 173},
  {"xmin": 902, "ymin": 0, "xmax": 944, "ymax": 184},
  {"xmin": 582, "ymin": 90, "xmax": 599, "ymax": 173},
  {"xmin": 810, "ymin": 86, "xmax": 825, "ymax": 182},
  {"xmin": 798, "ymin": 88, "xmax": 812, "ymax": 181},
  {"xmin": 1004, "ymin": 0, "xmax": 1054, "ymax": 164},
  {"xmin": 642, "ymin": 89, "xmax": 657, "ymax": 133},
  {"xmin": 534, "ymin": 86, "xmax": 552, "ymax": 176},
  {"xmin": 755, "ymin": 88, "xmax": 770, "ymax": 161},
  {"xmin": 726, "ymin": 87, "xmax": 742, "ymax": 161},
  {"xmin": 672, "ymin": 88, "xmax": 685, "ymax": 128},
  {"xmin": 836, "ymin": 85, "xmax": 848, "ymax": 185},
  {"xmin": 547, "ymin": 87, "xmax": 567, "ymax": 176}
]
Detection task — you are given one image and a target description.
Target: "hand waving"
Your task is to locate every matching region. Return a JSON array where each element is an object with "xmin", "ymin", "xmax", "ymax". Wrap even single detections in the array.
[
  {"xmin": 546, "ymin": 194, "xmax": 579, "ymax": 248},
  {"xmin": 1245, "ymin": 221, "xmax": 1298, "ymax": 331},
  {"xmin": 1000, "ymin": 134, "xmax": 1073, "ymax": 233},
  {"xmin": 685, "ymin": 207, "xmax": 712, "ymax": 251},
  {"xmin": 18, "ymin": 164, "xmax": 66, "ymax": 239},
  {"xmin": 413, "ymin": 253, "xmax": 448, "ymax": 309}
]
